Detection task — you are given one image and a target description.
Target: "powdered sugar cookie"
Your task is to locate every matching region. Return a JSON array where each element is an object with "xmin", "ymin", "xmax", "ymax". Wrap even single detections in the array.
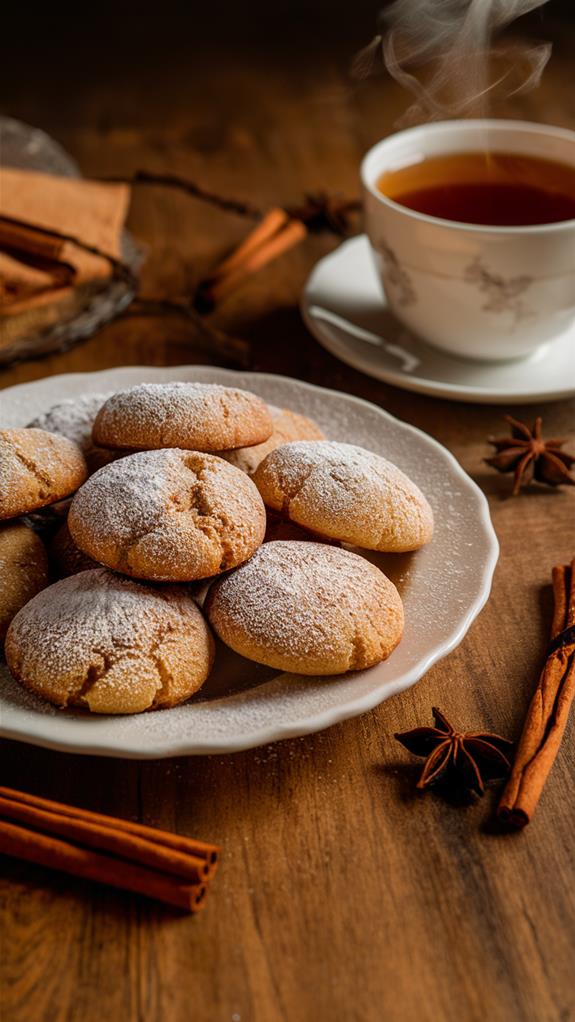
[
  {"xmin": 5, "ymin": 569, "xmax": 215, "ymax": 714},
  {"xmin": 0, "ymin": 522, "xmax": 49, "ymax": 642},
  {"xmin": 253, "ymin": 441, "xmax": 433, "ymax": 552},
  {"xmin": 68, "ymin": 449, "xmax": 266, "ymax": 581},
  {"xmin": 28, "ymin": 393, "xmax": 121, "ymax": 472},
  {"xmin": 92, "ymin": 382, "xmax": 273, "ymax": 452},
  {"xmin": 220, "ymin": 406, "xmax": 325, "ymax": 475},
  {"xmin": 205, "ymin": 541, "xmax": 404, "ymax": 675},
  {"xmin": 0, "ymin": 428, "xmax": 88, "ymax": 520}
]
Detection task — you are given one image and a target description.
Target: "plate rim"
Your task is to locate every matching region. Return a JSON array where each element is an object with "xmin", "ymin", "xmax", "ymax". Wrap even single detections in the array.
[
  {"xmin": 0, "ymin": 365, "xmax": 499, "ymax": 757},
  {"xmin": 302, "ymin": 235, "xmax": 575, "ymax": 405}
]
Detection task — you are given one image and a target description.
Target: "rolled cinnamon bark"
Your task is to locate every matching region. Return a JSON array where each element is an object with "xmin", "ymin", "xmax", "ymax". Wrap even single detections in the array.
[
  {"xmin": 208, "ymin": 219, "xmax": 307, "ymax": 304},
  {"xmin": 213, "ymin": 207, "xmax": 289, "ymax": 278},
  {"xmin": 0, "ymin": 786, "xmax": 219, "ymax": 910},
  {"xmin": 0, "ymin": 820, "xmax": 207, "ymax": 912},
  {"xmin": 498, "ymin": 558, "xmax": 575, "ymax": 828},
  {"xmin": 196, "ymin": 210, "xmax": 307, "ymax": 310},
  {"xmin": 0, "ymin": 795, "xmax": 212, "ymax": 884},
  {"xmin": 0, "ymin": 784, "xmax": 219, "ymax": 874},
  {"xmin": 0, "ymin": 218, "xmax": 66, "ymax": 262},
  {"xmin": 0, "ymin": 786, "xmax": 219, "ymax": 873}
]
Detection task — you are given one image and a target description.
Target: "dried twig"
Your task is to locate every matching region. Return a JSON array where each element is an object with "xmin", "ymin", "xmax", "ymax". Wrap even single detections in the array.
[
  {"xmin": 97, "ymin": 174, "xmax": 361, "ymax": 235},
  {"xmin": 98, "ymin": 171, "xmax": 261, "ymax": 220}
]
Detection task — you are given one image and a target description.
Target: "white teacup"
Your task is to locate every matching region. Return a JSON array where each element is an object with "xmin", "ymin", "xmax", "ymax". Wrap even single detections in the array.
[{"xmin": 361, "ymin": 119, "xmax": 575, "ymax": 362}]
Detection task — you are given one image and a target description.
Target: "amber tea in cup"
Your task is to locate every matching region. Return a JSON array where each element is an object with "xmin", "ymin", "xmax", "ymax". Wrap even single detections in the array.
[
  {"xmin": 362, "ymin": 120, "xmax": 575, "ymax": 360},
  {"xmin": 377, "ymin": 151, "xmax": 575, "ymax": 226}
]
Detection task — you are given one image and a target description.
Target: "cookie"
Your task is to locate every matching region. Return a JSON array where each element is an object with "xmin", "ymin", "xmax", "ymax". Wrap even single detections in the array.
[
  {"xmin": 253, "ymin": 441, "xmax": 434, "ymax": 552},
  {"xmin": 5, "ymin": 568, "xmax": 215, "ymax": 714},
  {"xmin": 92, "ymin": 382, "xmax": 273, "ymax": 452},
  {"xmin": 205, "ymin": 540, "xmax": 404, "ymax": 675},
  {"xmin": 0, "ymin": 522, "xmax": 49, "ymax": 643},
  {"xmin": 68, "ymin": 449, "xmax": 266, "ymax": 582},
  {"xmin": 28, "ymin": 393, "xmax": 120, "ymax": 472},
  {"xmin": 49, "ymin": 521, "xmax": 101, "ymax": 578},
  {"xmin": 0, "ymin": 428, "xmax": 88, "ymax": 520},
  {"xmin": 220, "ymin": 406, "xmax": 325, "ymax": 475}
]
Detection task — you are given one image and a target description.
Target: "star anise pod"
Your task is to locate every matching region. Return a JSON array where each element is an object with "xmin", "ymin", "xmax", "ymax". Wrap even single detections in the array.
[
  {"xmin": 394, "ymin": 708, "xmax": 513, "ymax": 798},
  {"xmin": 288, "ymin": 192, "xmax": 361, "ymax": 236},
  {"xmin": 485, "ymin": 415, "xmax": 575, "ymax": 495}
]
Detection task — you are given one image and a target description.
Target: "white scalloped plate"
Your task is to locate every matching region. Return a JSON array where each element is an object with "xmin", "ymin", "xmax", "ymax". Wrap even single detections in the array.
[{"xmin": 0, "ymin": 366, "xmax": 498, "ymax": 757}]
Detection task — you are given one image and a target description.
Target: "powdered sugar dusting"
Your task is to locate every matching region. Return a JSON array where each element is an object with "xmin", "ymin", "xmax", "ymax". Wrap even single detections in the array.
[
  {"xmin": 5, "ymin": 568, "xmax": 213, "ymax": 712},
  {"xmin": 8, "ymin": 568, "xmax": 194, "ymax": 663},
  {"xmin": 0, "ymin": 428, "xmax": 87, "ymax": 517},
  {"xmin": 221, "ymin": 407, "xmax": 325, "ymax": 475},
  {"xmin": 93, "ymin": 382, "xmax": 272, "ymax": 451},
  {"xmin": 254, "ymin": 440, "xmax": 433, "ymax": 552},
  {"xmin": 208, "ymin": 540, "xmax": 402, "ymax": 670},
  {"xmin": 68, "ymin": 449, "xmax": 266, "ymax": 581},
  {"xmin": 28, "ymin": 393, "xmax": 113, "ymax": 452},
  {"xmin": 0, "ymin": 366, "xmax": 497, "ymax": 755}
]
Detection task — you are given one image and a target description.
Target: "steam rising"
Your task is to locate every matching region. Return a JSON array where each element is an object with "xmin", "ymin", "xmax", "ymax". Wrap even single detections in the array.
[{"xmin": 352, "ymin": 0, "xmax": 551, "ymax": 123}]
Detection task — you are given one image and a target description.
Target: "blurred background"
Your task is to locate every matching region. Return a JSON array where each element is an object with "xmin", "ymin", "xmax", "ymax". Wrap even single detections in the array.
[
  {"xmin": 1, "ymin": 1, "xmax": 573, "ymax": 377},
  {"xmin": 2, "ymin": 1, "xmax": 573, "ymax": 142}
]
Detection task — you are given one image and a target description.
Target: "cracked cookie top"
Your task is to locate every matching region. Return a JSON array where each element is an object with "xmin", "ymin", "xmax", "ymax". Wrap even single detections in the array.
[
  {"xmin": 252, "ymin": 440, "xmax": 434, "ymax": 553},
  {"xmin": 92, "ymin": 382, "xmax": 274, "ymax": 452},
  {"xmin": 206, "ymin": 541, "xmax": 404, "ymax": 675},
  {"xmin": 68, "ymin": 449, "xmax": 267, "ymax": 582},
  {"xmin": 0, "ymin": 428, "xmax": 88, "ymax": 520},
  {"xmin": 5, "ymin": 568, "xmax": 215, "ymax": 714},
  {"xmin": 218, "ymin": 405, "xmax": 325, "ymax": 476}
]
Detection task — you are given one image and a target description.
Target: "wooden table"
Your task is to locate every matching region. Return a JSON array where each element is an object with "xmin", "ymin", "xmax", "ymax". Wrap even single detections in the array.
[{"xmin": 1, "ymin": 8, "xmax": 574, "ymax": 1021}]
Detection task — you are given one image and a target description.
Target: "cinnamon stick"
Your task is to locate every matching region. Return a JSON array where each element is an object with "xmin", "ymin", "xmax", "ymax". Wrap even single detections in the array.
[
  {"xmin": 0, "ymin": 219, "xmax": 66, "ymax": 263},
  {"xmin": 210, "ymin": 219, "xmax": 307, "ymax": 302},
  {"xmin": 0, "ymin": 787, "xmax": 218, "ymax": 870},
  {"xmin": 0, "ymin": 216, "xmax": 136, "ymax": 289},
  {"xmin": 213, "ymin": 207, "xmax": 289, "ymax": 278},
  {"xmin": 197, "ymin": 213, "xmax": 307, "ymax": 311},
  {"xmin": 0, "ymin": 787, "xmax": 220, "ymax": 910},
  {"xmin": 0, "ymin": 795, "xmax": 212, "ymax": 883},
  {"xmin": 498, "ymin": 558, "xmax": 575, "ymax": 828},
  {"xmin": 0, "ymin": 820, "xmax": 207, "ymax": 912}
]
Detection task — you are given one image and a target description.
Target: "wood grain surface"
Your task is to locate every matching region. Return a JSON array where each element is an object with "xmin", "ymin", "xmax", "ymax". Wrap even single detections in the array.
[{"xmin": 1, "ymin": 8, "xmax": 574, "ymax": 1021}]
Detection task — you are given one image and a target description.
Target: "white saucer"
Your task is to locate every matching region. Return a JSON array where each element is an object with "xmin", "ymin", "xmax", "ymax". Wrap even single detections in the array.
[{"xmin": 302, "ymin": 236, "xmax": 575, "ymax": 405}]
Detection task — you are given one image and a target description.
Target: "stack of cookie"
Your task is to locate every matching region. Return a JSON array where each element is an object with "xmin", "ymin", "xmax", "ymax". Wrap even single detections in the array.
[{"xmin": 1, "ymin": 381, "xmax": 433, "ymax": 716}]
